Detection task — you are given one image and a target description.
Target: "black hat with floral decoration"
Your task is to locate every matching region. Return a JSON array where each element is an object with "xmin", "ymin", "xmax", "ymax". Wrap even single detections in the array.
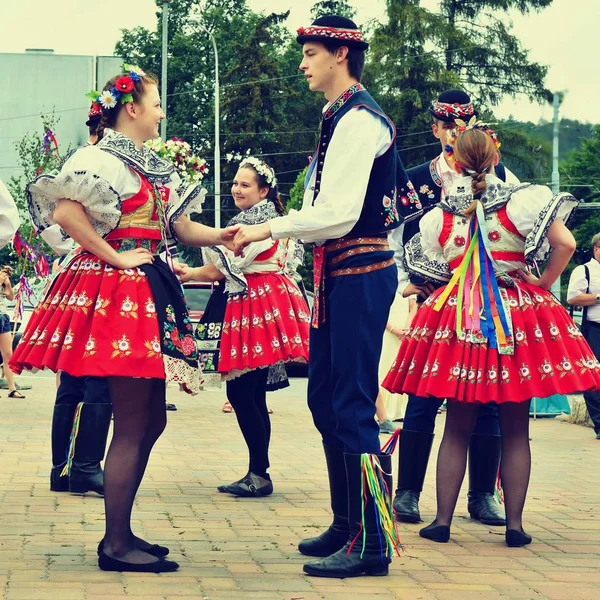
[{"xmin": 296, "ymin": 15, "xmax": 368, "ymax": 51}]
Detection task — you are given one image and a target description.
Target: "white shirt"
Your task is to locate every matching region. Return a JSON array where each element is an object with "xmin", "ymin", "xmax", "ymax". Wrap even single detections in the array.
[
  {"xmin": 568, "ymin": 259, "xmax": 600, "ymax": 324},
  {"xmin": 389, "ymin": 153, "xmax": 520, "ymax": 296},
  {"xmin": 0, "ymin": 178, "xmax": 20, "ymax": 249},
  {"xmin": 269, "ymin": 105, "xmax": 392, "ymax": 244}
]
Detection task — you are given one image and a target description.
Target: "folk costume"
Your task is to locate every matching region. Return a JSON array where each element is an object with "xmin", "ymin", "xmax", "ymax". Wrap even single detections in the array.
[
  {"xmin": 268, "ymin": 16, "xmax": 415, "ymax": 578},
  {"xmin": 383, "ymin": 175, "xmax": 600, "ymax": 403},
  {"xmin": 10, "ymin": 128, "xmax": 204, "ymax": 393},
  {"xmin": 198, "ymin": 196, "xmax": 310, "ymax": 496},
  {"xmin": 388, "ymin": 91, "xmax": 514, "ymax": 526}
]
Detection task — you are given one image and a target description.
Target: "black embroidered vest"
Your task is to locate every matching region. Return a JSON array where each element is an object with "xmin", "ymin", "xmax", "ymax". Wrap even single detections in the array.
[{"xmin": 306, "ymin": 84, "xmax": 417, "ymax": 239}]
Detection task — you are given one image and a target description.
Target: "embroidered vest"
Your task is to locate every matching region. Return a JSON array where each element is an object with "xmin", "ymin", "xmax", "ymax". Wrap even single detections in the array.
[
  {"xmin": 306, "ymin": 84, "xmax": 417, "ymax": 239},
  {"xmin": 403, "ymin": 156, "xmax": 508, "ymax": 245},
  {"xmin": 439, "ymin": 205, "xmax": 525, "ymax": 270},
  {"xmin": 105, "ymin": 171, "xmax": 169, "ymax": 242}
]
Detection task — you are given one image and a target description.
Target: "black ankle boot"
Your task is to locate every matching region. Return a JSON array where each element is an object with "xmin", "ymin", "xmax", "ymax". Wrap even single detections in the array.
[
  {"xmin": 467, "ymin": 434, "xmax": 506, "ymax": 526},
  {"xmin": 506, "ymin": 528, "xmax": 532, "ymax": 547},
  {"xmin": 68, "ymin": 403, "xmax": 112, "ymax": 495},
  {"xmin": 298, "ymin": 444, "xmax": 349, "ymax": 557},
  {"xmin": 393, "ymin": 430, "xmax": 434, "ymax": 523},
  {"xmin": 303, "ymin": 453, "xmax": 398, "ymax": 578},
  {"xmin": 50, "ymin": 404, "xmax": 76, "ymax": 492}
]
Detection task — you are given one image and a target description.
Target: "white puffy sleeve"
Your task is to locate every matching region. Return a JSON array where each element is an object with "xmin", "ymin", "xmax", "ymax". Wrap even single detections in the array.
[
  {"xmin": 163, "ymin": 170, "xmax": 207, "ymax": 241},
  {"xmin": 506, "ymin": 184, "xmax": 579, "ymax": 264},
  {"xmin": 404, "ymin": 207, "xmax": 451, "ymax": 283},
  {"xmin": 26, "ymin": 145, "xmax": 124, "ymax": 238},
  {"xmin": 0, "ymin": 179, "xmax": 20, "ymax": 249},
  {"xmin": 202, "ymin": 240, "xmax": 276, "ymax": 294}
]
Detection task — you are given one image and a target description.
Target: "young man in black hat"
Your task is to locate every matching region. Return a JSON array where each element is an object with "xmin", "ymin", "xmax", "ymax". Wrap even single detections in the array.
[
  {"xmin": 232, "ymin": 15, "xmax": 418, "ymax": 578},
  {"xmin": 388, "ymin": 90, "xmax": 518, "ymax": 527}
]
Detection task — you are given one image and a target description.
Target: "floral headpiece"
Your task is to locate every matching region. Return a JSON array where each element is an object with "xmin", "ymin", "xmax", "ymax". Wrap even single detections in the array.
[
  {"xmin": 86, "ymin": 64, "xmax": 146, "ymax": 110},
  {"xmin": 444, "ymin": 116, "xmax": 502, "ymax": 170},
  {"xmin": 240, "ymin": 157, "xmax": 278, "ymax": 187}
]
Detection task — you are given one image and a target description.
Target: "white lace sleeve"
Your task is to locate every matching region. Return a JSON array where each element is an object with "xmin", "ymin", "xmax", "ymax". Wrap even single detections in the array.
[
  {"xmin": 405, "ymin": 208, "xmax": 451, "ymax": 283},
  {"xmin": 26, "ymin": 146, "xmax": 123, "ymax": 238},
  {"xmin": 164, "ymin": 171, "xmax": 207, "ymax": 241},
  {"xmin": 506, "ymin": 185, "xmax": 579, "ymax": 264}
]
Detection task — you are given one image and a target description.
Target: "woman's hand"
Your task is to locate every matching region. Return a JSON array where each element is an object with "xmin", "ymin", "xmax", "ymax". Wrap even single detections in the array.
[
  {"xmin": 177, "ymin": 265, "xmax": 195, "ymax": 283},
  {"xmin": 517, "ymin": 268, "xmax": 546, "ymax": 288},
  {"xmin": 232, "ymin": 223, "xmax": 272, "ymax": 256},
  {"xmin": 112, "ymin": 248, "xmax": 154, "ymax": 270},
  {"xmin": 388, "ymin": 327, "xmax": 407, "ymax": 341}
]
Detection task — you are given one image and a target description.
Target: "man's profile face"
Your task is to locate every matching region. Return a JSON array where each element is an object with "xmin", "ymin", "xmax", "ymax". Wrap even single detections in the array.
[
  {"xmin": 299, "ymin": 42, "xmax": 338, "ymax": 92},
  {"xmin": 432, "ymin": 119, "xmax": 458, "ymax": 154}
]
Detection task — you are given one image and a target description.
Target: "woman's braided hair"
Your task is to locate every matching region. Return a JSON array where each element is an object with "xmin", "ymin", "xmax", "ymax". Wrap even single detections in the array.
[
  {"xmin": 452, "ymin": 128, "xmax": 499, "ymax": 216},
  {"xmin": 95, "ymin": 72, "xmax": 159, "ymax": 143},
  {"xmin": 239, "ymin": 160, "xmax": 286, "ymax": 216}
]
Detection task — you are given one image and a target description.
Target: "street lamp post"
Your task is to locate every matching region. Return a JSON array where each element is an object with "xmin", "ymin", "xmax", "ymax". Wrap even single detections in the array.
[
  {"xmin": 204, "ymin": 28, "xmax": 221, "ymax": 228},
  {"xmin": 549, "ymin": 91, "xmax": 564, "ymax": 299},
  {"xmin": 160, "ymin": 1, "xmax": 170, "ymax": 140}
]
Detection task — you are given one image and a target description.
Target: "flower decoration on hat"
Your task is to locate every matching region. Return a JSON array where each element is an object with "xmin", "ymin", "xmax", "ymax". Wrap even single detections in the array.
[
  {"xmin": 240, "ymin": 156, "xmax": 278, "ymax": 187},
  {"xmin": 444, "ymin": 116, "xmax": 501, "ymax": 164},
  {"xmin": 85, "ymin": 64, "xmax": 145, "ymax": 111}
]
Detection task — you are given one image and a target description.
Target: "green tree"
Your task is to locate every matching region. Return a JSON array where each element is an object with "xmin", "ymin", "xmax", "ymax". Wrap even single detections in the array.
[{"xmin": 311, "ymin": 0, "xmax": 356, "ymax": 19}]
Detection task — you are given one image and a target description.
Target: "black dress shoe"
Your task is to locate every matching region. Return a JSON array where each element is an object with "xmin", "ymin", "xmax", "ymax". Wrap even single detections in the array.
[
  {"xmin": 468, "ymin": 492, "xmax": 506, "ymax": 526},
  {"xmin": 218, "ymin": 472, "xmax": 273, "ymax": 497},
  {"xmin": 505, "ymin": 528, "xmax": 532, "ymax": 547},
  {"xmin": 419, "ymin": 522, "xmax": 450, "ymax": 543},
  {"xmin": 97, "ymin": 539, "xmax": 169, "ymax": 557},
  {"xmin": 98, "ymin": 551, "xmax": 179, "ymax": 572}
]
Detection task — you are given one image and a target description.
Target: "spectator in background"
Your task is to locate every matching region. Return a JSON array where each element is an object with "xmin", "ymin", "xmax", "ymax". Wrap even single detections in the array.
[
  {"xmin": 567, "ymin": 232, "xmax": 600, "ymax": 439},
  {"xmin": 0, "ymin": 266, "xmax": 24, "ymax": 398}
]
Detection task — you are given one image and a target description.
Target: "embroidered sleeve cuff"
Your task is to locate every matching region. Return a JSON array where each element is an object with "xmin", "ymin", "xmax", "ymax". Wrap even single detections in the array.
[{"xmin": 405, "ymin": 233, "xmax": 451, "ymax": 284}]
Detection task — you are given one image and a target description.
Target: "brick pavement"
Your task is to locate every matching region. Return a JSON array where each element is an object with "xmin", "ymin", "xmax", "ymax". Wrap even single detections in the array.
[{"xmin": 0, "ymin": 376, "xmax": 599, "ymax": 600}]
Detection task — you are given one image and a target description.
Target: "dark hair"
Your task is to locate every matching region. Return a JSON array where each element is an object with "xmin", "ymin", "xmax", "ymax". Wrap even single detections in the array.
[
  {"xmin": 323, "ymin": 41, "xmax": 365, "ymax": 81},
  {"xmin": 239, "ymin": 161, "xmax": 286, "ymax": 216},
  {"xmin": 95, "ymin": 71, "xmax": 159, "ymax": 142},
  {"xmin": 88, "ymin": 121, "xmax": 100, "ymax": 137}
]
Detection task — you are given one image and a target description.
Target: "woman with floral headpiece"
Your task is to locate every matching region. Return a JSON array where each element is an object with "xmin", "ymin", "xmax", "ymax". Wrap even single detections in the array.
[
  {"xmin": 383, "ymin": 123, "xmax": 600, "ymax": 548},
  {"xmin": 9, "ymin": 66, "xmax": 238, "ymax": 572},
  {"xmin": 179, "ymin": 157, "xmax": 310, "ymax": 498}
]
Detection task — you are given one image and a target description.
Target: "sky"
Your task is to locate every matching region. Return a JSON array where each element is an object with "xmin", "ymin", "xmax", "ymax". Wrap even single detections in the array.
[{"xmin": 0, "ymin": 0, "xmax": 596, "ymax": 125}]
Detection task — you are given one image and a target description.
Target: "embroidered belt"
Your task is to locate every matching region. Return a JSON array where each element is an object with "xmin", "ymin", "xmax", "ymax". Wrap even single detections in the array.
[{"xmin": 312, "ymin": 235, "xmax": 390, "ymax": 328}]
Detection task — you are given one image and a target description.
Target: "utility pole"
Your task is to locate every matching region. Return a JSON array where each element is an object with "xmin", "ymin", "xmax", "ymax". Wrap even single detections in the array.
[
  {"xmin": 206, "ymin": 29, "xmax": 221, "ymax": 228},
  {"xmin": 549, "ymin": 92, "xmax": 563, "ymax": 300},
  {"xmin": 160, "ymin": 1, "xmax": 170, "ymax": 140}
]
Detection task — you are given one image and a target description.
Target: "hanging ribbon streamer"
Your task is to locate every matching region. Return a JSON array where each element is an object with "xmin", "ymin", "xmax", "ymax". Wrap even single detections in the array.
[
  {"xmin": 61, "ymin": 402, "xmax": 84, "ymax": 477},
  {"xmin": 36, "ymin": 128, "xmax": 61, "ymax": 176},
  {"xmin": 433, "ymin": 202, "xmax": 513, "ymax": 353}
]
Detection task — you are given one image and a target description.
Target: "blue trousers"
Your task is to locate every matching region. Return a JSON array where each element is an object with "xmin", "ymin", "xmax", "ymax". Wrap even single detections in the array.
[
  {"xmin": 307, "ymin": 264, "xmax": 397, "ymax": 454},
  {"xmin": 55, "ymin": 372, "xmax": 111, "ymax": 406},
  {"xmin": 403, "ymin": 394, "xmax": 500, "ymax": 435}
]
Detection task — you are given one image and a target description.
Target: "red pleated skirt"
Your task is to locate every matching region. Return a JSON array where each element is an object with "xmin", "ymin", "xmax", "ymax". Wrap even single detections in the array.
[{"xmin": 383, "ymin": 282, "xmax": 600, "ymax": 403}]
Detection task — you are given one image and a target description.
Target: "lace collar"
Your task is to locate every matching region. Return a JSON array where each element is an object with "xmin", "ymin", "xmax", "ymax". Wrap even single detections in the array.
[
  {"xmin": 97, "ymin": 129, "xmax": 174, "ymax": 184},
  {"xmin": 441, "ymin": 175, "xmax": 532, "ymax": 215},
  {"xmin": 227, "ymin": 199, "xmax": 280, "ymax": 227}
]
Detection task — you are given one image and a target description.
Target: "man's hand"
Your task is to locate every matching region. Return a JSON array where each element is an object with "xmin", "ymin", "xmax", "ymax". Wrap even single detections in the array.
[
  {"xmin": 219, "ymin": 225, "xmax": 241, "ymax": 252},
  {"xmin": 177, "ymin": 265, "xmax": 195, "ymax": 283},
  {"xmin": 403, "ymin": 282, "xmax": 437, "ymax": 300},
  {"xmin": 232, "ymin": 223, "xmax": 272, "ymax": 256}
]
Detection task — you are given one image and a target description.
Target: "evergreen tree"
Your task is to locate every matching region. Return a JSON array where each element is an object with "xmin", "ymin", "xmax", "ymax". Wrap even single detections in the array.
[{"xmin": 311, "ymin": 0, "xmax": 356, "ymax": 19}]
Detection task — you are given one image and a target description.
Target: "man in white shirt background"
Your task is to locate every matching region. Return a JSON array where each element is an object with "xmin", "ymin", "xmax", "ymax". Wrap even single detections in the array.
[{"xmin": 567, "ymin": 233, "xmax": 600, "ymax": 439}]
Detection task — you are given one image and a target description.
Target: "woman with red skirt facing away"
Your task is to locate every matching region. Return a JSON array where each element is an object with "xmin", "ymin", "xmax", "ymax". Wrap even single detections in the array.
[
  {"xmin": 10, "ymin": 66, "xmax": 237, "ymax": 572},
  {"xmin": 181, "ymin": 158, "xmax": 310, "ymax": 497},
  {"xmin": 383, "ymin": 124, "xmax": 600, "ymax": 547}
]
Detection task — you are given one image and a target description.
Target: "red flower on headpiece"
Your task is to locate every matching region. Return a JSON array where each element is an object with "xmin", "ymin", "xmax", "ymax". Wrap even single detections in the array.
[
  {"xmin": 115, "ymin": 75, "xmax": 135, "ymax": 94},
  {"xmin": 297, "ymin": 27, "xmax": 306, "ymax": 35}
]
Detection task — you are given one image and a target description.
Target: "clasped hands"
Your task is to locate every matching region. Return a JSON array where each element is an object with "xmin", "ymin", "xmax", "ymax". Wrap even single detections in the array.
[{"xmin": 221, "ymin": 223, "xmax": 272, "ymax": 256}]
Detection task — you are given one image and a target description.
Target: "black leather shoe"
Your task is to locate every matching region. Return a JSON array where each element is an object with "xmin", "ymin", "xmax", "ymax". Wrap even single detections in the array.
[
  {"xmin": 303, "ymin": 542, "xmax": 390, "ymax": 578},
  {"xmin": 468, "ymin": 491, "xmax": 506, "ymax": 526},
  {"xmin": 419, "ymin": 522, "xmax": 450, "ymax": 543},
  {"xmin": 98, "ymin": 551, "xmax": 179, "ymax": 572},
  {"xmin": 393, "ymin": 489, "xmax": 422, "ymax": 523},
  {"xmin": 218, "ymin": 472, "xmax": 273, "ymax": 497},
  {"xmin": 97, "ymin": 539, "xmax": 169, "ymax": 558},
  {"xmin": 506, "ymin": 528, "xmax": 532, "ymax": 547},
  {"xmin": 69, "ymin": 467, "xmax": 104, "ymax": 496}
]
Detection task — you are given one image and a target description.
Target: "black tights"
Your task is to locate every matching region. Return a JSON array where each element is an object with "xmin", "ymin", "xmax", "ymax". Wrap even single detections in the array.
[
  {"xmin": 226, "ymin": 368, "xmax": 271, "ymax": 478},
  {"xmin": 433, "ymin": 400, "xmax": 530, "ymax": 531},
  {"xmin": 103, "ymin": 377, "xmax": 167, "ymax": 559}
]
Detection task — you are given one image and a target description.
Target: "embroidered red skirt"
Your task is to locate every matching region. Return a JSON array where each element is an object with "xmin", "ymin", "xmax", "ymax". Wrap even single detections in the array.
[
  {"xmin": 10, "ymin": 251, "xmax": 200, "ymax": 390},
  {"xmin": 218, "ymin": 273, "xmax": 310, "ymax": 379},
  {"xmin": 382, "ymin": 283, "xmax": 600, "ymax": 403}
]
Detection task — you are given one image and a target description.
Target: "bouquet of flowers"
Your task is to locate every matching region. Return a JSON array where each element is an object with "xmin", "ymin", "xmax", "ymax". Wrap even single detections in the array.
[{"xmin": 146, "ymin": 137, "xmax": 209, "ymax": 184}]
